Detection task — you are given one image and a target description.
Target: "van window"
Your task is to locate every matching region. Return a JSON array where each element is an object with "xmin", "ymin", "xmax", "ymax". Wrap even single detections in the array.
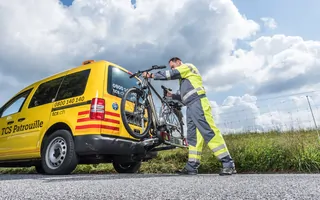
[
  {"xmin": 0, "ymin": 89, "xmax": 32, "ymax": 117},
  {"xmin": 2, "ymin": 97, "xmax": 26, "ymax": 117},
  {"xmin": 107, "ymin": 66, "xmax": 139, "ymax": 99},
  {"xmin": 28, "ymin": 77, "xmax": 64, "ymax": 108},
  {"xmin": 55, "ymin": 69, "xmax": 90, "ymax": 101}
]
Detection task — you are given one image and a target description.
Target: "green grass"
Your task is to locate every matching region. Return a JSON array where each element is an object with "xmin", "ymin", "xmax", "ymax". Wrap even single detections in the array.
[{"xmin": 1, "ymin": 129, "xmax": 320, "ymax": 174}]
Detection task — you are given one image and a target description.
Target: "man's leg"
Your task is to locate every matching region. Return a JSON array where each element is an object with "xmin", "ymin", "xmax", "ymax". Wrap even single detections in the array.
[
  {"xmin": 176, "ymin": 106, "xmax": 205, "ymax": 175},
  {"xmin": 189, "ymin": 97, "xmax": 236, "ymax": 175}
]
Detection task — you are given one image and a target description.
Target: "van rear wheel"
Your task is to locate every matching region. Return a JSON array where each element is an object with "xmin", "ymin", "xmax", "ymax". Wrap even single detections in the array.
[
  {"xmin": 41, "ymin": 129, "xmax": 78, "ymax": 175},
  {"xmin": 34, "ymin": 164, "xmax": 45, "ymax": 174},
  {"xmin": 113, "ymin": 160, "xmax": 142, "ymax": 173}
]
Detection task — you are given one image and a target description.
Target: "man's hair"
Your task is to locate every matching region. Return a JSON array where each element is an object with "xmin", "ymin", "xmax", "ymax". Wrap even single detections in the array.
[{"xmin": 168, "ymin": 57, "xmax": 181, "ymax": 63}]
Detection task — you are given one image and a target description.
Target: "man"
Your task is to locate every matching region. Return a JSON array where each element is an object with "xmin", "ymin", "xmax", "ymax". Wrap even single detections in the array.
[{"xmin": 142, "ymin": 57, "xmax": 237, "ymax": 176}]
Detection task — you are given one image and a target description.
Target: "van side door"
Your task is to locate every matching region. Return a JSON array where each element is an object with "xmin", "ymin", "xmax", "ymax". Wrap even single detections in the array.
[
  {"xmin": 51, "ymin": 69, "xmax": 91, "ymax": 132},
  {"xmin": 0, "ymin": 89, "xmax": 33, "ymax": 160},
  {"xmin": 15, "ymin": 76, "xmax": 65, "ymax": 155}
]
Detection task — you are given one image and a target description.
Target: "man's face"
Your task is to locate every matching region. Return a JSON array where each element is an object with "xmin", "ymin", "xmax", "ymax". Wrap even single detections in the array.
[{"xmin": 169, "ymin": 60, "xmax": 181, "ymax": 69}]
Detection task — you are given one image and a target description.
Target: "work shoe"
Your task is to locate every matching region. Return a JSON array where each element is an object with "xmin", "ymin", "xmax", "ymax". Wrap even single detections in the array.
[
  {"xmin": 175, "ymin": 167, "xmax": 198, "ymax": 175},
  {"xmin": 219, "ymin": 167, "xmax": 237, "ymax": 176}
]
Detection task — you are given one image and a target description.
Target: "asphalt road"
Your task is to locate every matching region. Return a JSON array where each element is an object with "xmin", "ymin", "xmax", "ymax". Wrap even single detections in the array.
[{"xmin": 1, "ymin": 173, "xmax": 320, "ymax": 199}]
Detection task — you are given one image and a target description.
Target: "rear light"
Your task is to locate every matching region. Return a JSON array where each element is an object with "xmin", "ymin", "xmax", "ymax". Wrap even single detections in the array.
[{"xmin": 90, "ymin": 98, "xmax": 105, "ymax": 120}]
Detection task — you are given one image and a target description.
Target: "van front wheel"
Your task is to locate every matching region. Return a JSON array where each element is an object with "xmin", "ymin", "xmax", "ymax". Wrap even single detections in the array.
[
  {"xmin": 41, "ymin": 129, "xmax": 78, "ymax": 175},
  {"xmin": 113, "ymin": 161, "xmax": 142, "ymax": 173}
]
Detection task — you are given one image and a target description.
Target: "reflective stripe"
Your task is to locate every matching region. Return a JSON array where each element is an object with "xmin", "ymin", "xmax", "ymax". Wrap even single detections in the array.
[
  {"xmin": 212, "ymin": 144, "xmax": 226, "ymax": 153},
  {"xmin": 189, "ymin": 150, "xmax": 202, "ymax": 155},
  {"xmin": 217, "ymin": 151, "xmax": 230, "ymax": 159},
  {"xmin": 165, "ymin": 71, "xmax": 171, "ymax": 79},
  {"xmin": 182, "ymin": 86, "xmax": 205, "ymax": 102},
  {"xmin": 188, "ymin": 158, "xmax": 200, "ymax": 163}
]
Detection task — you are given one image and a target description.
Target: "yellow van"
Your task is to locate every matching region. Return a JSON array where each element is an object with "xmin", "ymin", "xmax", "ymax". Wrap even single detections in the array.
[{"xmin": 0, "ymin": 60, "xmax": 161, "ymax": 175}]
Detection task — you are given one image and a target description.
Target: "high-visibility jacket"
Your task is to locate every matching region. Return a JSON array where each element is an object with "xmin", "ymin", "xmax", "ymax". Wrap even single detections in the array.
[{"xmin": 153, "ymin": 63, "xmax": 206, "ymax": 105}]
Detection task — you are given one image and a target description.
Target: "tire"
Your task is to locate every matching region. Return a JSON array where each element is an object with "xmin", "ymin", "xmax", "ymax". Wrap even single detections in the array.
[
  {"xmin": 161, "ymin": 106, "xmax": 184, "ymax": 137},
  {"xmin": 173, "ymin": 109, "xmax": 187, "ymax": 146},
  {"xmin": 172, "ymin": 108, "xmax": 184, "ymax": 136},
  {"xmin": 113, "ymin": 161, "xmax": 142, "ymax": 173},
  {"xmin": 41, "ymin": 129, "xmax": 78, "ymax": 175},
  {"xmin": 34, "ymin": 164, "xmax": 45, "ymax": 174},
  {"xmin": 120, "ymin": 87, "xmax": 152, "ymax": 139}
]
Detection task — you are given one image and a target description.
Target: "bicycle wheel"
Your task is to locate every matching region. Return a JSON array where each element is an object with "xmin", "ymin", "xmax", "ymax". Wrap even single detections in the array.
[
  {"xmin": 160, "ymin": 104, "xmax": 184, "ymax": 139},
  {"xmin": 169, "ymin": 108, "xmax": 187, "ymax": 146},
  {"xmin": 120, "ymin": 87, "xmax": 152, "ymax": 139},
  {"xmin": 173, "ymin": 108, "xmax": 184, "ymax": 137}
]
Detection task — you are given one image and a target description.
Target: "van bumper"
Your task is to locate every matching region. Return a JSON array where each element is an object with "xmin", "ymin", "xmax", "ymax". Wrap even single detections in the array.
[{"xmin": 74, "ymin": 134, "xmax": 159, "ymax": 156}]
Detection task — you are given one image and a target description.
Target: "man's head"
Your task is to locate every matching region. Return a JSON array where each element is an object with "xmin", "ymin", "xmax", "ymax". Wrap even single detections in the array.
[{"xmin": 168, "ymin": 57, "xmax": 182, "ymax": 69}]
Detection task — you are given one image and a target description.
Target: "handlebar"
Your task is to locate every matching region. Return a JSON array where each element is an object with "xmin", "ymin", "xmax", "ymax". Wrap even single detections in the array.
[
  {"xmin": 129, "ymin": 65, "xmax": 167, "ymax": 78},
  {"xmin": 152, "ymin": 65, "xmax": 166, "ymax": 70}
]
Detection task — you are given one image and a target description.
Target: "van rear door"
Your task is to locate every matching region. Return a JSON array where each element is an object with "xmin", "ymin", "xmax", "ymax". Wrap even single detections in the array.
[{"xmin": 104, "ymin": 65, "xmax": 141, "ymax": 139}]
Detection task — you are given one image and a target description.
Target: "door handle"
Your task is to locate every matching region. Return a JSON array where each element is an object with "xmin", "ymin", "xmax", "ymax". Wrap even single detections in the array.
[
  {"xmin": 18, "ymin": 118, "xmax": 25, "ymax": 122},
  {"xmin": 7, "ymin": 121, "xmax": 14, "ymax": 125}
]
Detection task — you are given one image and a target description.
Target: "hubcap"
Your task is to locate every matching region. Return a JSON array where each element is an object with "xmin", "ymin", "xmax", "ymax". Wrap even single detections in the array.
[{"xmin": 45, "ymin": 137, "xmax": 67, "ymax": 169}]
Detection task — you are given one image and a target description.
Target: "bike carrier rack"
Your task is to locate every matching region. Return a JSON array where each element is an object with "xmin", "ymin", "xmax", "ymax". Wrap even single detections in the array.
[
  {"xmin": 141, "ymin": 138, "xmax": 159, "ymax": 147},
  {"xmin": 163, "ymin": 140, "xmax": 188, "ymax": 148},
  {"xmin": 150, "ymin": 145, "xmax": 177, "ymax": 152},
  {"xmin": 139, "ymin": 131, "xmax": 188, "ymax": 153}
]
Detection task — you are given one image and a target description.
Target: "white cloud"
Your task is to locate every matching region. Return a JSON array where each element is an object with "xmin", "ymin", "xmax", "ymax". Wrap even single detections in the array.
[
  {"xmin": 169, "ymin": 91, "xmax": 320, "ymax": 136},
  {"xmin": 0, "ymin": 0, "xmax": 260, "ymax": 106},
  {"xmin": 203, "ymin": 34, "xmax": 320, "ymax": 96},
  {"xmin": 260, "ymin": 17, "xmax": 277, "ymax": 30},
  {"xmin": 209, "ymin": 92, "xmax": 320, "ymax": 134}
]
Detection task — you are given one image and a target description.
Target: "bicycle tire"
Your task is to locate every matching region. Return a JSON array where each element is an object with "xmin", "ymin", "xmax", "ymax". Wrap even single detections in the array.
[
  {"xmin": 171, "ymin": 108, "xmax": 187, "ymax": 146},
  {"xmin": 120, "ymin": 87, "xmax": 152, "ymax": 139},
  {"xmin": 160, "ymin": 104, "xmax": 184, "ymax": 138},
  {"xmin": 168, "ymin": 108, "xmax": 184, "ymax": 138},
  {"xmin": 173, "ymin": 108, "xmax": 184, "ymax": 137}
]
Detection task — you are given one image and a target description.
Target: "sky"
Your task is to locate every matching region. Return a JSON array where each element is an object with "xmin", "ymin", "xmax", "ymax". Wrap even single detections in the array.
[
  {"xmin": 233, "ymin": 0, "xmax": 320, "ymax": 40},
  {"xmin": 0, "ymin": 0, "xmax": 320, "ymax": 133}
]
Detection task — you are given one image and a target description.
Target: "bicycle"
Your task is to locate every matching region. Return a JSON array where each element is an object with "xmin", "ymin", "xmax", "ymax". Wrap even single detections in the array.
[{"xmin": 120, "ymin": 65, "xmax": 188, "ymax": 148}]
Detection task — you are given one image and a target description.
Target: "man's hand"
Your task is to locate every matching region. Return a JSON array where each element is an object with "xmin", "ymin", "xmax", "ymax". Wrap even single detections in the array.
[{"xmin": 142, "ymin": 72, "xmax": 154, "ymax": 78}]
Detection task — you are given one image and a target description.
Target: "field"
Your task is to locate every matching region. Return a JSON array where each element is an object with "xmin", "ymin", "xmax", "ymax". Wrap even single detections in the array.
[{"xmin": 1, "ymin": 130, "xmax": 320, "ymax": 174}]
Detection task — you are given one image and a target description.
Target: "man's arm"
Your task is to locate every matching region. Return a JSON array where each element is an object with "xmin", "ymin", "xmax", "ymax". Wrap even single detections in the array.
[{"xmin": 152, "ymin": 64, "xmax": 190, "ymax": 80}]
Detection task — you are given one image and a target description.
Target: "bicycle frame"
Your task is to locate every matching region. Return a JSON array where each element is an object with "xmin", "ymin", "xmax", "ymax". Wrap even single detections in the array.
[
  {"xmin": 138, "ymin": 76, "xmax": 182, "ymax": 134},
  {"xmin": 123, "ymin": 65, "xmax": 187, "ymax": 147}
]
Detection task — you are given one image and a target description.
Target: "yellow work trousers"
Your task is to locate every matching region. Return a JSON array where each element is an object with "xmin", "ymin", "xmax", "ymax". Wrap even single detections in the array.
[{"xmin": 185, "ymin": 96, "xmax": 234, "ymax": 171}]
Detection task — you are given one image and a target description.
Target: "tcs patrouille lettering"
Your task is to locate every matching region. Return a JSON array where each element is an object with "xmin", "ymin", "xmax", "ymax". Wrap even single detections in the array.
[{"xmin": 1, "ymin": 120, "xmax": 44, "ymax": 135}]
